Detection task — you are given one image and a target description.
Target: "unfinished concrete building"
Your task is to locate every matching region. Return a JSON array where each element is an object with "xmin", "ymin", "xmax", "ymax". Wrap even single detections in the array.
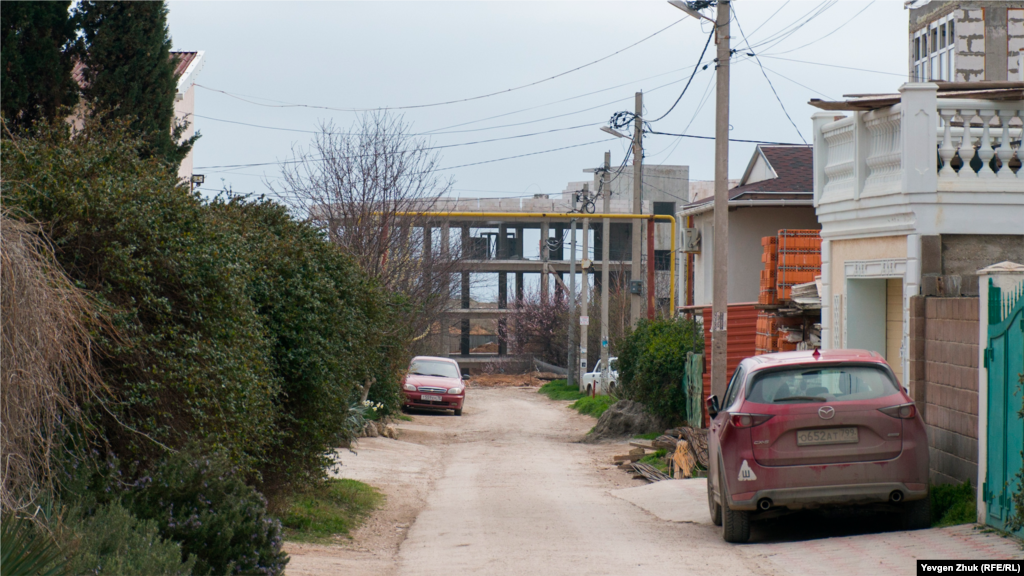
[{"xmin": 415, "ymin": 164, "xmax": 688, "ymax": 369}]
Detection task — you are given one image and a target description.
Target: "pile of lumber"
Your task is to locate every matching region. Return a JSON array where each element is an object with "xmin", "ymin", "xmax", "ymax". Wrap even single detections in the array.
[{"xmin": 610, "ymin": 426, "xmax": 711, "ymax": 483}]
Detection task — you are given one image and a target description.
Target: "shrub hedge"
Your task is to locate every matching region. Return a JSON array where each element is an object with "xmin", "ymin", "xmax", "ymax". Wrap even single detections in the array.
[{"xmin": 616, "ymin": 317, "xmax": 704, "ymax": 423}]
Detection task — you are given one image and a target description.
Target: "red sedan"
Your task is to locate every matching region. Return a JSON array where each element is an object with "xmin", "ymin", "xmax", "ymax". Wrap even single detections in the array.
[
  {"xmin": 705, "ymin": 349, "xmax": 930, "ymax": 543},
  {"xmin": 402, "ymin": 356, "xmax": 467, "ymax": 416}
]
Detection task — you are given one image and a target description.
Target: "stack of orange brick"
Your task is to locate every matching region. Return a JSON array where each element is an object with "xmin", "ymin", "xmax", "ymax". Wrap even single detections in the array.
[
  {"xmin": 776, "ymin": 230, "xmax": 822, "ymax": 301},
  {"xmin": 755, "ymin": 312, "xmax": 803, "ymax": 354},
  {"xmin": 758, "ymin": 236, "xmax": 778, "ymax": 305}
]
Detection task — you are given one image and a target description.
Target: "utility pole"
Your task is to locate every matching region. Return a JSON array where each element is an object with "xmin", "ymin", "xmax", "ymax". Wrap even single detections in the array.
[
  {"xmin": 567, "ymin": 191, "xmax": 578, "ymax": 389},
  {"xmin": 600, "ymin": 152, "xmax": 611, "ymax": 397},
  {"xmin": 711, "ymin": 0, "xmax": 731, "ymax": 400},
  {"xmin": 630, "ymin": 92, "xmax": 644, "ymax": 326},
  {"xmin": 580, "ymin": 192, "xmax": 590, "ymax": 387}
]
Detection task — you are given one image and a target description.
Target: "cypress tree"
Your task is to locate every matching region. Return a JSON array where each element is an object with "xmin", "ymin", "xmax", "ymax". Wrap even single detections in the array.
[
  {"xmin": 77, "ymin": 1, "xmax": 195, "ymax": 166},
  {"xmin": 1, "ymin": 1, "xmax": 80, "ymax": 130}
]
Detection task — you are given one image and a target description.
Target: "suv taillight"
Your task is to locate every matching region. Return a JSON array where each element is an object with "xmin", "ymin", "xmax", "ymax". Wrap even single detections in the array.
[
  {"xmin": 730, "ymin": 413, "xmax": 774, "ymax": 429},
  {"xmin": 879, "ymin": 403, "xmax": 916, "ymax": 419}
]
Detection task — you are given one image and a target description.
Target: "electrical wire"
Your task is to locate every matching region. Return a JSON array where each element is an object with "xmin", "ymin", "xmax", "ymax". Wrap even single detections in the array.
[
  {"xmin": 646, "ymin": 27, "xmax": 716, "ymax": 123},
  {"xmin": 763, "ymin": 1, "xmax": 877, "ymax": 56},
  {"xmin": 732, "ymin": 5, "xmax": 807, "ymax": 144},
  {"xmin": 757, "ymin": 63, "xmax": 836, "ymax": 101},
  {"xmin": 195, "ymin": 122, "xmax": 605, "ymax": 170},
  {"xmin": 644, "ymin": 130, "xmax": 802, "ymax": 146},
  {"xmin": 758, "ymin": 55, "xmax": 909, "ymax": 79},
  {"xmin": 194, "ymin": 18, "xmax": 687, "ymax": 113}
]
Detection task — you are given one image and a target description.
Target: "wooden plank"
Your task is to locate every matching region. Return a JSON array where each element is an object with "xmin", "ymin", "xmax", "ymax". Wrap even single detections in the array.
[{"xmin": 628, "ymin": 442, "xmax": 653, "ymax": 450}]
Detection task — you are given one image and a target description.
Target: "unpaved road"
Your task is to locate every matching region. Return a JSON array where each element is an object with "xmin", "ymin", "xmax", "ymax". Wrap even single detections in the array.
[
  {"xmin": 285, "ymin": 386, "xmax": 1022, "ymax": 575},
  {"xmin": 286, "ymin": 386, "xmax": 779, "ymax": 575}
]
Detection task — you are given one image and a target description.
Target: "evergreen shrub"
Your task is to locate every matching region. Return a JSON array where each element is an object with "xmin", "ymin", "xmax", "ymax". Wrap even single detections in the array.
[
  {"xmin": 616, "ymin": 317, "xmax": 704, "ymax": 423},
  {"xmin": 65, "ymin": 501, "xmax": 194, "ymax": 576},
  {"xmin": 127, "ymin": 450, "xmax": 288, "ymax": 576}
]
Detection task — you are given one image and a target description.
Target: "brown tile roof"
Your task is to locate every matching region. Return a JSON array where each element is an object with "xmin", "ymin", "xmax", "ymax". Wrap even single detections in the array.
[{"xmin": 686, "ymin": 145, "xmax": 813, "ymax": 207}]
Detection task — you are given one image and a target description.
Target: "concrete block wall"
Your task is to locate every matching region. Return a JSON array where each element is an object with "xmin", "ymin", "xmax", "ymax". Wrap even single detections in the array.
[{"xmin": 910, "ymin": 296, "xmax": 980, "ymax": 485}]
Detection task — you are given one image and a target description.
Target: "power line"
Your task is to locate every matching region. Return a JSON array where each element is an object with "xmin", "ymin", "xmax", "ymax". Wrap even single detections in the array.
[
  {"xmin": 194, "ymin": 122, "xmax": 605, "ymax": 170},
  {"xmin": 194, "ymin": 18, "xmax": 687, "ymax": 114},
  {"xmin": 732, "ymin": 6, "xmax": 807, "ymax": 144},
  {"xmin": 759, "ymin": 55, "xmax": 907, "ymax": 79},
  {"xmin": 644, "ymin": 130, "xmax": 803, "ymax": 146},
  {"xmin": 646, "ymin": 27, "xmax": 716, "ymax": 123},
  {"xmin": 764, "ymin": 1, "xmax": 877, "ymax": 56},
  {"xmin": 757, "ymin": 63, "xmax": 836, "ymax": 101}
]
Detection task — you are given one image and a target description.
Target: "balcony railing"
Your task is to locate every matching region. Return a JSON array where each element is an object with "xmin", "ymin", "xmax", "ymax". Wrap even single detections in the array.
[{"xmin": 814, "ymin": 84, "xmax": 1024, "ymax": 202}]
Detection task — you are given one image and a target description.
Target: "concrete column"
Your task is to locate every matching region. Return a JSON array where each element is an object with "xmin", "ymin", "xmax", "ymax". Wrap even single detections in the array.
[
  {"xmin": 900, "ymin": 83, "xmax": 939, "ymax": 194},
  {"xmin": 540, "ymin": 219, "xmax": 550, "ymax": 304},
  {"xmin": 515, "ymin": 226, "xmax": 524, "ymax": 259},
  {"xmin": 461, "ymin": 224, "xmax": 470, "ymax": 357},
  {"xmin": 498, "ymin": 272, "xmax": 508, "ymax": 356},
  {"xmin": 498, "ymin": 224, "xmax": 508, "ymax": 260}
]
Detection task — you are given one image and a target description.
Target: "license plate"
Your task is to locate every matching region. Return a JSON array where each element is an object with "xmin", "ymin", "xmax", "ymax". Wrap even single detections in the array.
[
  {"xmin": 797, "ymin": 427, "xmax": 858, "ymax": 446},
  {"xmin": 421, "ymin": 394, "xmax": 443, "ymax": 402}
]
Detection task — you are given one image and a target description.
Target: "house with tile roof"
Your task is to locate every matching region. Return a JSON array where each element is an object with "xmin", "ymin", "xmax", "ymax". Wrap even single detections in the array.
[
  {"xmin": 679, "ymin": 145, "xmax": 820, "ymax": 307},
  {"xmin": 70, "ymin": 50, "xmax": 205, "ymax": 182}
]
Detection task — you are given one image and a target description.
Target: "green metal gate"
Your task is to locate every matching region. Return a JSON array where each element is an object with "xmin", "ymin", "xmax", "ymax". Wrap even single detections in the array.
[{"xmin": 983, "ymin": 279, "xmax": 1024, "ymax": 535}]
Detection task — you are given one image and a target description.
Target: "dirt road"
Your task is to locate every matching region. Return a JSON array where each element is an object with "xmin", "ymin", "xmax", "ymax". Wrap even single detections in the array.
[
  {"xmin": 286, "ymin": 386, "xmax": 777, "ymax": 575},
  {"xmin": 286, "ymin": 386, "xmax": 1022, "ymax": 575}
]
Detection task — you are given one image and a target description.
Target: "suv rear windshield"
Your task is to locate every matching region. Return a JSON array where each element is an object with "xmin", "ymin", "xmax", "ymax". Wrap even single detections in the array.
[
  {"xmin": 409, "ymin": 359, "xmax": 460, "ymax": 379},
  {"xmin": 746, "ymin": 365, "xmax": 899, "ymax": 404}
]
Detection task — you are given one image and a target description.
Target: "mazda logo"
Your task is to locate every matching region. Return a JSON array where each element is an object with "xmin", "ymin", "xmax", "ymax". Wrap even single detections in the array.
[{"xmin": 818, "ymin": 406, "xmax": 835, "ymax": 420}]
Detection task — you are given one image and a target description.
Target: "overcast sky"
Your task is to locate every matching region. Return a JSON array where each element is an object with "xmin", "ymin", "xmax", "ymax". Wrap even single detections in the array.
[{"xmin": 166, "ymin": 1, "xmax": 909, "ymax": 202}]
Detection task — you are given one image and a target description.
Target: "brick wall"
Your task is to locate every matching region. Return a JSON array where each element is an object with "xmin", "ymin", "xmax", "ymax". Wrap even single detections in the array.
[{"xmin": 909, "ymin": 296, "xmax": 980, "ymax": 485}]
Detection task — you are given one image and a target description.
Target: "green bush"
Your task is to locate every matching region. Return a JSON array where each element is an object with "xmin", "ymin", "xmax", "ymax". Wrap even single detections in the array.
[
  {"xmin": 616, "ymin": 317, "xmax": 703, "ymax": 423},
  {"xmin": 209, "ymin": 197, "xmax": 408, "ymax": 491},
  {"xmin": 65, "ymin": 501, "xmax": 194, "ymax": 576},
  {"xmin": 2, "ymin": 120, "xmax": 279, "ymax": 473},
  {"xmin": 127, "ymin": 450, "xmax": 288, "ymax": 576},
  {"xmin": 537, "ymin": 379, "xmax": 585, "ymax": 401},
  {"xmin": 571, "ymin": 395, "xmax": 615, "ymax": 418},
  {"xmin": 279, "ymin": 479, "xmax": 383, "ymax": 543},
  {"xmin": 930, "ymin": 481, "xmax": 977, "ymax": 527}
]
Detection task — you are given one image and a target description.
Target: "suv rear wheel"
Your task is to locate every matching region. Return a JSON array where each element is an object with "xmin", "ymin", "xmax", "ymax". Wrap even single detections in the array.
[
  {"xmin": 720, "ymin": 462, "xmax": 750, "ymax": 543},
  {"xmin": 707, "ymin": 473, "xmax": 722, "ymax": 526}
]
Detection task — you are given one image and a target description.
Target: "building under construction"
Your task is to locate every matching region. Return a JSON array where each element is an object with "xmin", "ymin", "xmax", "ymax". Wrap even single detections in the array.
[{"xmin": 415, "ymin": 164, "xmax": 689, "ymax": 369}]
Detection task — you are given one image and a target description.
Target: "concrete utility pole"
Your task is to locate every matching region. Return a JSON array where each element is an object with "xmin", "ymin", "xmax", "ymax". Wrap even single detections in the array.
[
  {"xmin": 580, "ymin": 197, "xmax": 590, "ymax": 387},
  {"xmin": 711, "ymin": 0, "xmax": 731, "ymax": 399},
  {"xmin": 630, "ymin": 92, "xmax": 644, "ymax": 326},
  {"xmin": 600, "ymin": 152, "xmax": 612, "ymax": 396},
  {"xmin": 567, "ymin": 192, "xmax": 578, "ymax": 389}
]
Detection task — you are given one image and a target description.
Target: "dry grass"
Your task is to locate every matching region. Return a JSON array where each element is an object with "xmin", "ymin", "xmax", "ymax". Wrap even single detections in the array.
[{"xmin": 1, "ymin": 213, "xmax": 102, "ymax": 516}]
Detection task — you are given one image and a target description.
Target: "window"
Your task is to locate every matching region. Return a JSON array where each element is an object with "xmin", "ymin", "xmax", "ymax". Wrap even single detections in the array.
[
  {"xmin": 913, "ymin": 15, "xmax": 956, "ymax": 81},
  {"xmin": 654, "ymin": 249, "xmax": 671, "ymax": 271},
  {"xmin": 408, "ymin": 359, "xmax": 460, "ymax": 379},
  {"xmin": 653, "ymin": 201, "xmax": 676, "ymax": 216},
  {"xmin": 745, "ymin": 365, "xmax": 899, "ymax": 404},
  {"xmin": 722, "ymin": 366, "xmax": 746, "ymax": 410}
]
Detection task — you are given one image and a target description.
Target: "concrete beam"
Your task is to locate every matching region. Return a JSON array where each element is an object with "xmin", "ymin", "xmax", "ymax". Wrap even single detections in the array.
[{"xmin": 459, "ymin": 259, "xmax": 631, "ymax": 273}]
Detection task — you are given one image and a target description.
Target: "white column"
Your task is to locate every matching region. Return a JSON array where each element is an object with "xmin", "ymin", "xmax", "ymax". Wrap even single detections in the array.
[
  {"xmin": 820, "ymin": 239, "xmax": 832, "ymax": 350},
  {"xmin": 904, "ymin": 234, "xmax": 922, "ymax": 389},
  {"xmin": 900, "ymin": 83, "xmax": 939, "ymax": 194}
]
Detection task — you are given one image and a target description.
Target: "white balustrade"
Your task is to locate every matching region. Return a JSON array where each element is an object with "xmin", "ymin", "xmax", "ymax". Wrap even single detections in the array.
[
  {"xmin": 821, "ymin": 116, "xmax": 856, "ymax": 196},
  {"xmin": 862, "ymin": 105, "xmax": 903, "ymax": 196},
  {"xmin": 816, "ymin": 97, "xmax": 1023, "ymax": 201}
]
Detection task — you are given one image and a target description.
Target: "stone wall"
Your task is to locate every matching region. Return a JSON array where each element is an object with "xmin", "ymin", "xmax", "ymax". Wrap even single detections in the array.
[{"xmin": 909, "ymin": 295, "xmax": 980, "ymax": 485}]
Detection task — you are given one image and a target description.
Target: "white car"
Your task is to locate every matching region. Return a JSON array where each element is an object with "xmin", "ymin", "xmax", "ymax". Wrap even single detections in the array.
[{"xmin": 580, "ymin": 357, "xmax": 618, "ymax": 395}]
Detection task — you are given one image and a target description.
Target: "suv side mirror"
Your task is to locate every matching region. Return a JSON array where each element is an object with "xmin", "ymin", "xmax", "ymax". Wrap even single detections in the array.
[
  {"xmin": 462, "ymin": 371, "xmax": 470, "ymax": 380},
  {"xmin": 706, "ymin": 395, "xmax": 720, "ymax": 419}
]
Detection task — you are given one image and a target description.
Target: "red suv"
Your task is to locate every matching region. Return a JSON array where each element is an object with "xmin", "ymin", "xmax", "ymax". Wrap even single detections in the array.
[
  {"xmin": 402, "ymin": 356, "xmax": 467, "ymax": 416},
  {"xmin": 705, "ymin": 349, "xmax": 930, "ymax": 543}
]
